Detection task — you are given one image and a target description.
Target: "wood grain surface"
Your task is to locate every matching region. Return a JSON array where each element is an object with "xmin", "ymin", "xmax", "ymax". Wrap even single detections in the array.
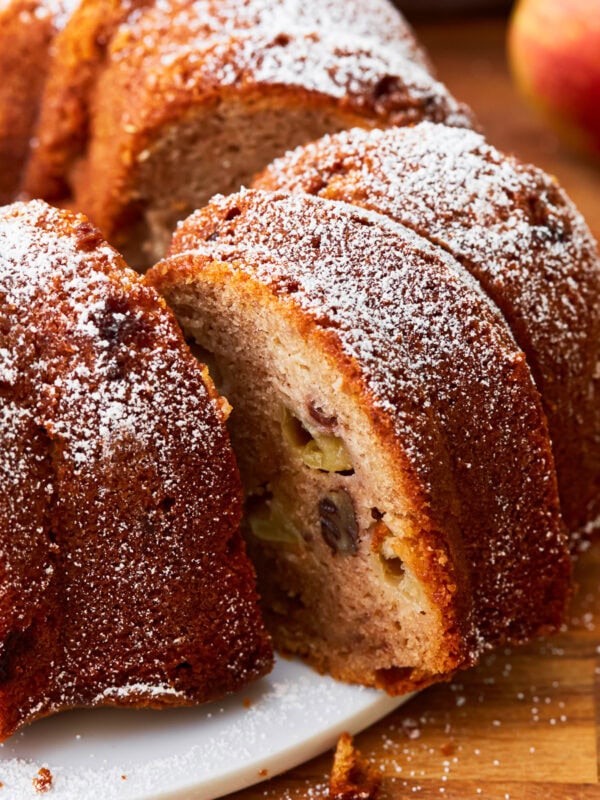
[{"xmin": 228, "ymin": 14, "xmax": 600, "ymax": 800}]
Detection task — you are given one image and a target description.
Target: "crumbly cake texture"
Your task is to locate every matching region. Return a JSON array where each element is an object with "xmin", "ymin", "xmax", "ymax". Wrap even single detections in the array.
[
  {"xmin": 254, "ymin": 123, "xmax": 600, "ymax": 539},
  {"xmin": 22, "ymin": 0, "xmax": 472, "ymax": 266},
  {"xmin": 0, "ymin": 200, "xmax": 272, "ymax": 741},
  {"xmin": 328, "ymin": 733, "xmax": 381, "ymax": 800},
  {"xmin": 0, "ymin": 0, "xmax": 75, "ymax": 203},
  {"xmin": 147, "ymin": 190, "xmax": 571, "ymax": 694}
]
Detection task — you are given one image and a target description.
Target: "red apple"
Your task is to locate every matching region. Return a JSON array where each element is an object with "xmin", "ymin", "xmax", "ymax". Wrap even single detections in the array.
[{"xmin": 508, "ymin": 0, "xmax": 600, "ymax": 159}]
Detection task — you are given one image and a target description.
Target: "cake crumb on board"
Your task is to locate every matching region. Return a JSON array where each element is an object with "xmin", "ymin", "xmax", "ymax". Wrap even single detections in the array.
[
  {"xmin": 329, "ymin": 733, "xmax": 380, "ymax": 800},
  {"xmin": 32, "ymin": 768, "xmax": 52, "ymax": 793}
]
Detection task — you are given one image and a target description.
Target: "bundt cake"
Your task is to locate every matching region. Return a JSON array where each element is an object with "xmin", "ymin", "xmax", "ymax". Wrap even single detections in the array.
[
  {"xmin": 0, "ymin": 0, "xmax": 76, "ymax": 203},
  {"xmin": 253, "ymin": 123, "xmax": 600, "ymax": 540},
  {"xmin": 21, "ymin": 0, "xmax": 472, "ymax": 267},
  {"xmin": 0, "ymin": 0, "xmax": 590, "ymax": 728},
  {"xmin": 146, "ymin": 189, "xmax": 571, "ymax": 694},
  {"xmin": 0, "ymin": 199, "xmax": 272, "ymax": 741}
]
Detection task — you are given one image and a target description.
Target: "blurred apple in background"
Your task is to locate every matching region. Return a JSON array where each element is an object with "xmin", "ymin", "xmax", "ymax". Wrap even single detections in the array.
[{"xmin": 509, "ymin": 0, "xmax": 600, "ymax": 160}]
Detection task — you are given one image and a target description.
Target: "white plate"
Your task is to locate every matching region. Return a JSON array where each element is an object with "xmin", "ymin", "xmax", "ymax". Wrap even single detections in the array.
[{"xmin": 0, "ymin": 657, "xmax": 411, "ymax": 800}]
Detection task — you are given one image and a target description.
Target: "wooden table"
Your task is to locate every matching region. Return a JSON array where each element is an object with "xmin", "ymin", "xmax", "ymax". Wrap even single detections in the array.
[{"xmin": 231, "ymin": 15, "xmax": 600, "ymax": 800}]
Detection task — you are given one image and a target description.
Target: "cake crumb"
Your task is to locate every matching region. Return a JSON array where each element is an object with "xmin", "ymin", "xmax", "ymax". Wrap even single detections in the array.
[
  {"xmin": 329, "ymin": 733, "xmax": 380, "ymax": 800},
  {"xmin": 258, "ymin": 768, "xmax": 268, "ymax": 777},
  {"xmin": 33, "ymin": 767, "xmax": 53, "ymax": 793}
]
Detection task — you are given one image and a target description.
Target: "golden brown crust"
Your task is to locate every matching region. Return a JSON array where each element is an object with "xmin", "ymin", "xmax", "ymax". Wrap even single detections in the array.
[
  {"xmin": 23, "ymin": 0, "xmax": 472, "ymax": 256},
  {"xmin": 22, "ymin": 0, "xmax": 152, "ymax": 200},
  {"xmin": 0, "ymin": 200, "xmax": 272, "ymax": 740},
  {"xmin": 150, "ymin": 250, "xmax": 470, "ymax": 689},
  {"xmin": 22, "ymin": 0, "xmax": 432, "ymax": 202},
  {"xmin": 254, "ymin": 123, "xmax": 600, "ymax": 539},
  {"xmin": 148, "ymin": 189, "xmax": 571, "ymax": 692},
  {"xmin": 0, "ymin": 0, "xmax": 65, "ymax": 202}
]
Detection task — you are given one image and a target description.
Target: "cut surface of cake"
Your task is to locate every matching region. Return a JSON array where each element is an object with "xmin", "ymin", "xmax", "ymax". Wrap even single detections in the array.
[
  {"xmin": 0, "ymin": 200, "xmax": 272, "ymax": 741},
  {"xmin": 146, "ymin": 189, "xmax": 571, "ymax": 694},
  {"xmin": 22, "ymin": 0, "xmax": 472, "ymax": 267},
  {"xmin": 254, "ymin": 122, "xmax": 600, "ymax": 539}
]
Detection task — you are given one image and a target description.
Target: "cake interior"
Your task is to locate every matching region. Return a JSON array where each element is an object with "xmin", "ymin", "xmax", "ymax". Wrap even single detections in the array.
[
  {"xmin": 163, "ymin": 268, "xmax": 455, "ymax": 692},
  {"xmin": 118, "ymin": 98, "xmax": 366, "ymax": 268}
]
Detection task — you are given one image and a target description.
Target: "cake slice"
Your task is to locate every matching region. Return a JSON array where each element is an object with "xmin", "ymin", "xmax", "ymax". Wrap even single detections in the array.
[
  {"xmin": 0, "ymin": 0, "xmax": 76, "ymax": 202},
  {"xmin": 146, "ymin": 190, "xmax": 571, "ymax": 693},
  {"xmin": 254, "ymin": 123, "xmax": 600, "ymax": 539},
  {"xmin": 0, "ymin": 200, "xmax": 272, "ymax": 740},
  {"xmin": 23, "ymin": 0, "xmax": 471, "ymax": 267}
]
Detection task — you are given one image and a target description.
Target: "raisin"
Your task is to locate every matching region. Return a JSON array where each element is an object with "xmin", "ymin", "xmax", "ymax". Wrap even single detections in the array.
[
  {"xmin": 319, "ymin": 490, "xmax": 358, "ymax": 555},
  {"xmin": 307, "ymin": 400, "xmax": 337, "ymax": 428}
]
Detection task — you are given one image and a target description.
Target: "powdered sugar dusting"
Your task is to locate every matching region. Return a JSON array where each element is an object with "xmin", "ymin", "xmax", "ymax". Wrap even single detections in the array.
[
  {"xmin": 47, "ymin": 0, "xmax": 77, "ymax": 28},
  {"xmin": 0, "ymin": 0, "xmax": 76, "ymax": 29},
  {"xmin": 0, "ymin": 200, "xmax": 269, "ymax": 733},
  {"xmin": 106, "ymin": 0, "xmax": 471, "ymax": 131},
  {"xmin": 259, "ymin": 122, "xmax": 599, "ymax": 380},
  {"xmin": 118, "ymin": 0, "xmax": 428, "ymax": 65},
  {"xmin": 166, "ymin": 189, "xmax": 569, "ymax": 655},
  {"xmin": 25, "ymin": 0, "xmax": 449, "ymax": 210},
  {"xmin": 256, "ymin": 122, "xmax": 600, "ymax": 534},
  {"xmin": 0, "ymin": 658, "xmax": 406, "ymax": 799},
  {"xmin": 115, "ymin": 26, "xmax": 470, "ymax": 131},
  {"xmin": 91, "ymin": 683, "xmax": 187, "ymax": 703}
]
